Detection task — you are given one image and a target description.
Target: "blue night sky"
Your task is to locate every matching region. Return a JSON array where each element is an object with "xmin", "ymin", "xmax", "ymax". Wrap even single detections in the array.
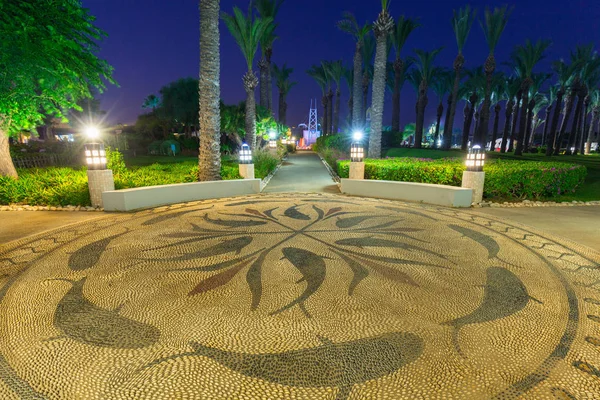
[{"xmin": 84, "ymin": 0, "xmax": 599, "ymax": 129}]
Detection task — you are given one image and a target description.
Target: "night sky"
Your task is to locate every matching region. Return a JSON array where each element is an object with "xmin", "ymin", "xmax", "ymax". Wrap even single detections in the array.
[{"xmin": 85, "ymin": 0, "xmax": 599, "ymax": 130}]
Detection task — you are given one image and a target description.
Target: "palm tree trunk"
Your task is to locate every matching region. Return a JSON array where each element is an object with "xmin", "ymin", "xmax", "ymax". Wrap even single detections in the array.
[
  {"xmin": 333, "ymin": 88, "xmax": 341, "ymax": 135},
  {"xmin": 542, "ymin": 105, "xmax": 552, "ymax": 147},
  {"xmin": 443, "ymin": 96, "xmax": 452, "ymax": 148},
  {"xmin": 198, "ymin": 0, "xmax": 221, "ymax": 181},
  {"xmin": 243, "ymin": 70, "xmax": 259, "ymax": 150},
  {"xmin": 501, "ymin": 100, "xmax": 514, "ymax": 153},
  {"xmin": 369, "ymin": 30, "xmax": 388, "ymax": 158},
  {"xmin": 352, "ymin": 42, "xmax": 363, "ymax": 131},
  {"xmin": 414, "ymin": 81, "xmax": 428, "ymax": 149},
  {"xmin": 0, "ymin": 132, "xmax": 18, "ymax": 178},
  {"xmin": 473, "ymin": 111, "xmax": 480, "ymax": 141},
  {"xmin": 443, "ymin": 53, "xmax": 464, "ymax": 150},
  {"xmin": 321, "ymin": 94, "xmax": 329, "ymax": 136},
  {"xmin": 566, "ymin": 93, "xmax": 583, "ymax": 155},
  {"xmin": 433, "ymin": 102, "xmax": 443, "ymax": 149},
  {"xmin": 362, "ymin": 73, "xmax": 369, "ymax": 128},
  {"xmin": 266, "ymin": 49, "xmax": 273, "ymax": 113},
  {"xmin": 327, "ymin": 89, "xmax": 334, "ymax": 135},
  {"xmin": 547, "ymin": 90, "xmax": 564, "ymax": 156},
  {"xmin": 461, "ymin": 102, "xmax": 471, "ymax": 151},
  {"xmin": 477, "ymin": 54, "xmax": 495, "ymax": 146},
  {"xmin": 461, "ymin": 93, "xmax": 477, "ymax": 151},
  {"xmin": 258, "ymin": 57, "xmax": 268, "ymax": 110},
  {"xmin": 348, "ymin": 96, "xmax": 353, "ymax": 124},
  {"xmin": 508, "ymin": 92, "xmax": 522, "ymax": 152},
  {"xmin": 579, "ymin": 95, "xmax": 590, "ymax": 154},
  {"xmin": 515, "ymin": 82, "xmax": 531, "ymax": 156},
  {"xmin": 278, "ymin": 91, "xmax": 285, "ymax": 125},
  {"xmin": 523, "ymin": 101, "xmax": 534, "ymax": 153},
  {"xmin": 491, "ymin": 103, "xmax": 501, "ymax": 151},
  {"xmin": 554, "ymin": 91, "xmax": 575, "ymax": 155},
  {"xmin": 392, "ymin": 58, "xmax": 403, "ymax": 133},
  {"xmin": 282, "ymin": 101, "xmax": 287, "ymax": 126},
  {"xmin": 586, "ymin": 108, "xmax": 599, "ymax": 154}
]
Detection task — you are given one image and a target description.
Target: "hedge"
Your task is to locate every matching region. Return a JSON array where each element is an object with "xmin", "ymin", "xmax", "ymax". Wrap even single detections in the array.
[
  {"xmin": 0, "ymin": 150, "xmax": 280, "ymax": 206},
  {"xmin": 337, "ymin": 157, "xmax": 587, "ymax": 200}
]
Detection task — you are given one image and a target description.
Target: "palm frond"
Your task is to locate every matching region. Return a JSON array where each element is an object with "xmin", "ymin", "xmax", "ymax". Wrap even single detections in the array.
[
  {"xmin": 479, "ymin": 5, "xmax": 513, "ymax": 53},
  {"xmin": 391, "ymin": 16, "xmax": 420, "ymax": 57},
  {"xmin": 452, "ymin": 5, "xmax": 476, "ymax": 52},
  {"xmin": 222, "ymin": 7, "xmax": 273, "ymax": 69}
]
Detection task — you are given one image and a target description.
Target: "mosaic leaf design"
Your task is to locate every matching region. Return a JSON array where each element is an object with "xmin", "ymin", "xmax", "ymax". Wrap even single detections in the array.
[
  {"xmin": 189, "ymin": 259, "xmax": 253, "ymax": 296},
  {"xmin": 284, "ymin": 205, "xmax": 311, "ymax": 220},
  {"xmin": 584, "ymin": 298, "xmax": 600, "ymax": 305},
  {"xmin": 53, "ymin": 277, "xmax": 160, "ymax": 349},
  {"xmin": 146, "ymin": 331, "xmax": 423, "ymax": 400},
  {"xmin": 551, "ymin": 387, "xmax": 578, "ymax": 400},
  {"xmin": 169, "ymin": 236, "xmax": 253, "ymax": 261},
  {"xmin": 68, "ymin": 230, "xmax": 129, "ymax": 271},
  {"xmin": 573, "ymin": 360, "xmax": 600, "ymax": 378},
  {"xmin": 376, "ymin": 206, "xmax": 438, "ymax": 221},
  {"xmin": 336, "ymin": 216, "xmax": 378, "ymax": 229},
  {"xmin": 335, "ymin": 237, "xmax": 449, "ymax": 261},
  {"xmin": 585, "ymin": 336, "xmax": 600, "ymax": 347},
  {"xmin": 325, "ymin": 207, "xmax": 342, "ymax": 217},
  {"xmin": 171, "ymin": 249, "xmax": 265, "ymax": 272},
  {"xmin": 330, "ymin": 249, "xmax": 369, "ymax": 296},
  {"xmin": 449, "ymin": 224, "xmax": 500, "ymax": 259},
  {"xmin": 142, "ymin": 207, "xmax": 210, "ymax": 226},
  {"xmin": 263, "ymin": 208, "xmax": 279, "ymax": 220},
  {"xmin": 271, "ymin": 248, "xmax": 327, "ymax": 317},
  {"xmin": 312, "ymin": 205, "xmax": 324, "ymax": 220},
  {"xmin": 245, "ymin": 208, "xmax": 265, "ymax": 218},
  {"xmin": 204, "ymin": 214, "xmax": 267, "ymax": 227},
  {"xmin": 444, "ymin": 268, "xmax": 533, "ymax": 357},
  {"xmin": 247, "ymin": 250, "xmax": 269, "ymax": 310},
  {"xmin": 358, "ymin": 256, "xmax": 419, "ymax": 287}
]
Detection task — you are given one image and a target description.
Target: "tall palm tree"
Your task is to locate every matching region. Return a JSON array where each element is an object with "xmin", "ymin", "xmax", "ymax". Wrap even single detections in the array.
[
  {"xmin": 198, "ymin": 0, "xmax": 221, "ymax": 181},
  {"xmin": 254, "ymin": 0, "xmax": 285, "ymax": 113},
  {"xmin": 523, "ymin": 73, "xmax": 551, "ymax": 151},
  {"xmin": 431, "ymin": 69, "xmax": 453, "ymax": 149},
  {"xmin": 442, "ymin": 6, "xmax": 475, "ymax": 150},
  {"xmin": 272, "ymin": 63, "xmax": 296, "ymax": 125},
  {"xmin": 489, "ymin": 73, "xmax": 507, "ymax": 150},
  {"xmin": 307, "ymin": 64, "xmax": 328, "ymax": 136},
  {"xmin": 501, "ymin": 77, "xmax": 520, "ymax": 152},
  {"xmin": 257, "ymin": 22, "xmax": 276, "ymax": 111},
  {"xmin": 476, "ymin": 6, "xmax": 511, "ymax": 147},
  {"xmin": 325, "ymin": 60, "xmax": 344, "ymax": 135},
  {"xmin": 222, "ymin": 7, "xmax": 272, "ymax": 150},
  {"xmin": 342, "ymin": 65, "xmax": 354, "ymax": 124},
  {"xmin": 337, "ymin": 12, "xmax": 371, "ymax": 131},
  {"xmin": 390, "ymin": 16, "xmax": 420, "ymax": 133},
  {"xmin": 542, "ymin": 86, "xmax": 557, "ymax": 147},
  {"xmin": 511, "ymin": 39, "xmax": 551, "ymax": 156},
  {"xmin": 547, "ymin": 61, "xmax": 577, "ymax": 155},
  {"xmin": 361, "ymin": 33, "xmax": 376, "ymax": 128},
  {"xmin": 529, "ymin": 93, "xmax": 549, "ymax": 148},
  {"xmin": 368, "ymin": 0, "xmax": 394, "ymax": 158},
  {"xmin": 461, "ymin": 67, "xmax": 485, "ymax": 150},
  {"xmin": 411, "ymin": 48, "xmax": 443, "ymax": 148},
  {"xmin": 569, "ymin": 49, "xmax": 600, "ymax": 154},
  {"xmin": 585, "ymin": 90, "xmax": 600, "ymax": 154}
]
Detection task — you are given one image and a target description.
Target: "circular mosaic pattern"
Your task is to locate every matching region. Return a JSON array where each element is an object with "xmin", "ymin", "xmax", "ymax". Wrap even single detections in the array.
[{"xmin": 1, "ymin": 193, "xmax": 600, "ymax": 399}]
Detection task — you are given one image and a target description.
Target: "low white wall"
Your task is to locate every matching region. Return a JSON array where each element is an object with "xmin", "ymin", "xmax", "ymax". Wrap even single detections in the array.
[
  {"xmin": 102, "ymin": 179, "xmax": 261, "ymax": 211},
  {"xmin": 340, "ymin": 179, "xmax": 473, "ymax": 208}
]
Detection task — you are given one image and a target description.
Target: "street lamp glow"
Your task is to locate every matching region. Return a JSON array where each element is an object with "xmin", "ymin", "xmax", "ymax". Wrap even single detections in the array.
[
  {"xmin": 269, "ymin": 130, "xmax": 276, "ymax": 139},
  {"xmin": 352, "ymin": 131, "xmax": 363, "ymax": 141},
  {"xmin": 84, "ymin": 126, "xmax": 100, "ymax": 139}
]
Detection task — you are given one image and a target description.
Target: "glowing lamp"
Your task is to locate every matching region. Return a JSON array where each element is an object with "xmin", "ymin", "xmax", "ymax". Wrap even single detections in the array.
[
  {"xmin": 85, "ymin": 143, "xmax": 107, "ymax": 170},
  {"xmin": 84, "ymin": 126, "xmax": 100, "ymax": 139},
  {"xmin": 269, "ymin": 130, "xmax": 276, "ymax": 139},
  {"xmin": 466, "ymin": 145, "xmax": 485, "ymax": 172},
  {"xmin": 350, "ymin": 142, "xmax": 364, "ymax": 163},
  {"xmin": 352, "ymin": 131, "xmax": 363, "ymax": 142},
  {"xmin": 269, "ymin": 140, "xmax": 277, "ymax": 149},
  {"xmin": 239, "ymin": 144, "xmax": 252, "ymax": 164}
]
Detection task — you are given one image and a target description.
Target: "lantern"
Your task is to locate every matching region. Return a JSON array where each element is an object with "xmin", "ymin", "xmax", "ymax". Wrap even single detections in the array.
[
  {"xmin": 269, "ymin": 140, "xmax": 277, "ymax": 149},
  {"xmin": 350, "ymin": 142, "xmax": 364, "ymax": 163},
  {"xmin": 239, "ymin": 144, "xmax": 252, "ymax": 164},
  {"xmin": 84, "ymin": 143, "xmax": 107, "ymax": 170},
  {"xmin": 466, "ymin": 145, "xmax": 485, "ymax": 172}
]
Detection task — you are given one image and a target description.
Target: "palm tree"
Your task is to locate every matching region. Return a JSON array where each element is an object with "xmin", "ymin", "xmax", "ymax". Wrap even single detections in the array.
[
  {"xmin": 342, "ymin": 65, "xmax": 354, "ymax": 124},
  {"xmin": 547, "ymin": 61, "xmax": 577, "ymax": 155},
  {"xmin": 257, "ymin": 22, "xmax": 276, "ymax": 111},
  {"xmin": 272, "ymin": 63, "xmax": 296, "ymax": 125},
  {"xmin": 307, "ymin": 64, "xmax": 328, "ymax": 136},
  {"xmin": 541, "ymin": 86, "xmax": 557, "ymax": 147},
  {"xmin": 368, "ymin": 0, "xmax": 394, "ymax": 158},
  {"xmin": 585, "ymin": 90, "xmax": 600, "ymax": 154},
  {"xmin": 442, "ymin": 6, "xmax": 475, "ymax": 150},
  {"xmin": 222, "ymin": 7, "xmax": 272, "ymax": 150},
  {"xmin": 489, "ymin": 73, "xmax": 507, "ymax": 150},
  {"xmin": 324, "ymin": 60, "xmax": 344, "ymax": 135},
  {"xmin": 198, "ymin": 0, "xmax": 221, "ymax": 181},
  {"xmin": 501, "ymin": 77, "xmax": 520, "ymax": 152},
  {"xmin": 476, "ymin": 6, "xmax": 511, "ymax": 147},
  {"xmin": 569, "ymin": 49, "xmax": 600, "ymax": 154},
  {"xmin": 523, "ymin": 73, "xmax": 551, "ymax": 151},
  {"xmin": 512, "ymin": 39, "xmax": 551, "ymax": 156},
  {"xmin": 431, "ymin": 69, "xmax": 453, "ymax": 149},
  {"xmin": 461, "ymin": 67, "xmax": 485, "ymax": 150},
  {"xmin": 254, "ymin": 0, "xmax": 285, "ymax": 113},
  {"xmin": 411, "ymin": 48, "xmax": 443, "ymax": 148},
  {"xmin": 337, "ymin": 12, "xmax": 371, "ymax": 131},
  {"xmin": 529, "ymin": 93, "xmax": 549, "ymax": 148},
  {"xmin": 390, "ymin": 16, "xmax": 420, "ymax": 133},
  {"xmin": 361, "ymin": 33, "xmax": 376, "ymax": 128},
  {"xmin": 142, "ymin": 94, "xmax": 160, "ymax": 112}
]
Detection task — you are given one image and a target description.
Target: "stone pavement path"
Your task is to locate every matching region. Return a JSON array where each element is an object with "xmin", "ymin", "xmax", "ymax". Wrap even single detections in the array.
[
  {"xmin": 263, "ymin": 151, "xmax": 339, "ymax": 193},
  {"xmin": 0, "ymin": 193, "xmax": 599, "ymax": 399}
]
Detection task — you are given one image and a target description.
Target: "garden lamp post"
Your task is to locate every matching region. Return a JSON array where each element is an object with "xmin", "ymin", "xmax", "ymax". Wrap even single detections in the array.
[
  {"xmin": 84, "ymin": 126, "xmax": 114, "ymax": 208},
  {"xmin": 268, "ymin": 130, "xmax": 277, "ymax": 154},
  {"xmin": 238, "ymin": 143, "xmax": 255, "ymax": 179},
  {"xmin": 461, "ymin": 145, "xmax": 486, "ymax": 204},
  {"xmin": 349, "ymin": 131, "xmax": 365, "ymax": 180}
]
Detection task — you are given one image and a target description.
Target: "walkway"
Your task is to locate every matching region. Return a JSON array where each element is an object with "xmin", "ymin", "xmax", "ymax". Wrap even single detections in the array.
[
  {"xmin": 263, "ymin": 151, "xmax": 339, "ymax": 193},
  {"xmin": 0, "ymin": 193, "xmax": 598, "ymax": 399}
]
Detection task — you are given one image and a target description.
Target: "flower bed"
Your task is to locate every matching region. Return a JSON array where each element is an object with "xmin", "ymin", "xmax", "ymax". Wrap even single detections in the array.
[{"xmin": 336, "ymin": 158, "xmax": 587, "ymax": 200}]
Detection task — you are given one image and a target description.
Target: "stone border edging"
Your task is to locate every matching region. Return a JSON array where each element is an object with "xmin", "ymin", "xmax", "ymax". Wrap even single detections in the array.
[
  {"xmin": 316, "ymin": 152, "xmax": 341, "ymax": 184},
  {"xmin": 260, "ymin": 158, "xmax": 284, "ymax": 191},
  {"xmin": 0, "ymin": 205, "xmax": 104, "ymax": 212}
]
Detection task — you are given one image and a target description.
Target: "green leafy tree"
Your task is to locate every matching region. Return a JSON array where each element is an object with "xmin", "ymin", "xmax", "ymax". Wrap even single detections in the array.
[
  {"xmin": 142, "ymin": 94, "xmax": 161, "ymax": 112},
  {"xmin": 159, "ymin": 78, "xmax": 200, "ymax": 136},
  {"xmin": 222, "ymin": 7, "xmax": 272, "ymax": 150},
  {"xmin": 337, "ymin": 12, "xmax": 371, "ymax": 131},
  {"xmin": 368, "ymin": 0, "xmax": 394, "ymax": 158},
  {"xmin": 0, "ymin": 0, "xmax": 115, "ymax": 178}
]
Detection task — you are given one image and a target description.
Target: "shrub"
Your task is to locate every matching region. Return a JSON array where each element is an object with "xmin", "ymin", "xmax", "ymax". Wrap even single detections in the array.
[
  {"xmin": 253, "ymin": 149, "xmax": 279, "ymax": 179},
  {"xmin": 314, "ymin": 134, "xmax": 349, "ymax": 153},
  {"xmin": 106, "ymin": 147, "xmax": 127, "ymax": 175},
  {"xmin": 337, "ymin": 158, "xmax": 587, "ymax": 200}
]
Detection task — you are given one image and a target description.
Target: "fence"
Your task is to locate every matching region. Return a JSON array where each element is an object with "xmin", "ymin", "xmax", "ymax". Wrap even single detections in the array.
[{"xmin": 13, "ymin": 153, "xmax": 81, "ymax": 169}]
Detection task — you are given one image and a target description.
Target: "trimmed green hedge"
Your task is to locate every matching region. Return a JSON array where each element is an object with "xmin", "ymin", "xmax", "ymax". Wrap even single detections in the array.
[{"xmin": 337, "ymin": 157, "xmax": 587, "ymax": 200}]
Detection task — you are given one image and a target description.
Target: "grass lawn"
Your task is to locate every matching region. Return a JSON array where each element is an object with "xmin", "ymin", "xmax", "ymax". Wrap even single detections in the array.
[{"xmin": 384, "ymin": 147, "xmax": 600, "ymax": 202}]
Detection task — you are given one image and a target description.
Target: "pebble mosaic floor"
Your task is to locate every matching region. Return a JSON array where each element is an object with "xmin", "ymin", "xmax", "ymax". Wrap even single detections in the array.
[{"xmin": 1, "ymin": 193, "xmax": 600, "ymax": 399}]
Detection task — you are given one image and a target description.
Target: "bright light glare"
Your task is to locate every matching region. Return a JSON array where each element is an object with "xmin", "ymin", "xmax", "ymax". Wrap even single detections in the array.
[
  {"xmin": 472, "ymin": 144, "xmax": 481, "ymax": 150},
  {"xmin": 269, "ymin": 130, "xmax": 276, "ymax": 139},
  {"xmin": 85, "ymin": 126, "xmax": 100, "ymax": 139},
  {"xmin": 352, "ymin": 131, "xmax": 363, "ymax": 141}
]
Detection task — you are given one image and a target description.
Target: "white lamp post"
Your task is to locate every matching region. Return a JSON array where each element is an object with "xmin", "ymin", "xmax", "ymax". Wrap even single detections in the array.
[
  {"xmin": 349, "ymin": 131, "xmax": 365, "ymax": 180},
  {"xmin": 84, "ymin": 126, "xmax": 114, "ymax": 208},
  {"xmin": 462, "ymin": 145, "xmax": 486, "ymax": 204},
  {"xmin": 238, "ymin": 143, "xmax": 255, "ymax": 179}
]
